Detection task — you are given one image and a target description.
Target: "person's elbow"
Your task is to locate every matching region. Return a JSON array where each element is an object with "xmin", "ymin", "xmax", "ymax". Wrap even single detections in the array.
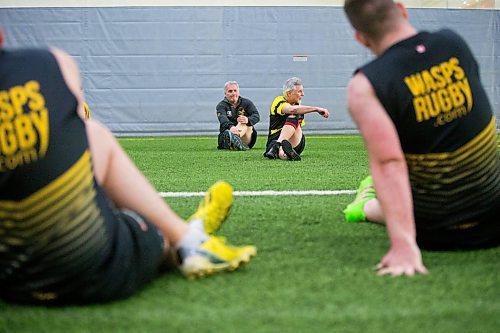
[
  {"xmin": 284, "ymin": 106, "xmax": 297, "ymax": 115},
  {"xmin": 371, "ymin": 154, "xmax": 407, "ymax": 175}
]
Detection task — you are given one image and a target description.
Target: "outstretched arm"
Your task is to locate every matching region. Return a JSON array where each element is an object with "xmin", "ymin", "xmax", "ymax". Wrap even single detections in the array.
[
  {"xmin": 347, "ymin": 72, "xmax": 427, "ymax": 277},
  {"xmin": 282, "ymin": 103, "xmax": 329, "ymax": 118}
]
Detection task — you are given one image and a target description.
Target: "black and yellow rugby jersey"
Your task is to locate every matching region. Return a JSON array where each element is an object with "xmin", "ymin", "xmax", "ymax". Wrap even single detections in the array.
[
  {"xmin": 0, "ymin": 49, "xmax": 113, "ymax": 300},
  {"xmin": 358, "ymin": 29, "xmax": 500, "ymax": 229},
  {"xmin": 266, "ymin": 96, "xmax": 304, "ymax": 144}
]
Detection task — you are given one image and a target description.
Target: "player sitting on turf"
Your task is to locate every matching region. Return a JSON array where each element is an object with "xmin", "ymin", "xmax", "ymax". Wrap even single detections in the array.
[
  {"xmin": 342, "ymin": 0, "xmax": 500, "ymax": 276},
  {"xmin": 0, "ymin": 27, "xmax": 256, "ymax": 305},
  {"xmin": 264, "ymin": 77, "xmax": 330, "ymax": 161},
  {"xmin": 216, "ymin": 80, "xmax": 260, "ymax": 151}
]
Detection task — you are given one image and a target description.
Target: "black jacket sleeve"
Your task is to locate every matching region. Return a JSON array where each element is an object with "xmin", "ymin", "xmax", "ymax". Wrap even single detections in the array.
[
  {"xmin": 242, "ymin": 98, "xmax": 260, "ymax": 126},
  {"xmin": 216, "ymin": 100, "xmax": 235, "ymax": 132}
]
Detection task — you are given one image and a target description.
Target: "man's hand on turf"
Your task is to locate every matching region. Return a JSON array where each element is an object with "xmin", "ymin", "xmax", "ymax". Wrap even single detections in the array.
[{"xmin": 376, "ymin": 241, "xmax": 428, "ymax": 277}]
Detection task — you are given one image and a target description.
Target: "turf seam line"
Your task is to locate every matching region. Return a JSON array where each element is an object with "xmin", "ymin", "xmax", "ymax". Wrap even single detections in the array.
[{"xmin": 159, "ymin": 190, "xmax": 356, "ymax": 198}]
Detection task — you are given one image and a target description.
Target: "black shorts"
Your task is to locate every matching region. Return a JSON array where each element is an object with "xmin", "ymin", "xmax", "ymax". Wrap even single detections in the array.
[
  {"xmin": 416, "ymin": 203, "xmax": 500, "ymax": 250},
  {"xmin": 294, "ymin": 135, "xmax": 306, "ymax": 155},
  {"xmin": 248, "ymin": 128, "xmax": 258, "ymax": 148},
  {"xmin": 85, "ymin": 209, "xmax": 166, "ymax": 303},
  {"xmin": 1, "ymin": 209, "xmax": 165, "ymax": 306}
]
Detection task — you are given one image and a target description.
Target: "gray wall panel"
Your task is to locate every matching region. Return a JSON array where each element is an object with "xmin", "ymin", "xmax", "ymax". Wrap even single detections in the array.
[{"xmin": 0, "ymin": 6, "xmax": 498, "ymax": 136}]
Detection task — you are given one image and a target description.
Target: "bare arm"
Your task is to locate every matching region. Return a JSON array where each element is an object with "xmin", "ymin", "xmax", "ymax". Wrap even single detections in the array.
[
  {"xmin": 53, "ymin": 47, "xmax": 187, "ymax": 246},
  {"xmin": 51, "ymin": 48, "xmax": 86, "ymax": 119},
  {"xmin": 85, "ymin": 120, "xmax": 187, "ymax": 245},
  {"xmin": 282, "ymin": 104, "xmax": 330, "ymax": 118},
  {"xmin": 347, "ymin": 73, "xmax": 427, "ymax": 277}
]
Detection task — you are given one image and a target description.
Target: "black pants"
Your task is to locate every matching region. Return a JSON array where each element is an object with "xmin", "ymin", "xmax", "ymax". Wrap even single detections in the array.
[{"xmin": 1, "ymin": 210, "xmax": 164, "ymax": 306}]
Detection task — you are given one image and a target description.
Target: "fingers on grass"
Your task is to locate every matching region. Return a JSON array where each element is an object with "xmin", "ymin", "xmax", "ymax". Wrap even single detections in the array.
[{"xmin": 376, "ymin": 265, "xmax": 428, "ymax": 277}]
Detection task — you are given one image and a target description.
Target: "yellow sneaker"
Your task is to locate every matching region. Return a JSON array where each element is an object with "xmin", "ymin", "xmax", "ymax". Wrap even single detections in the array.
[
  {"xmin": 343, "ymin": 176, "xmax": 376, "ymax": 222},
  {"xmin": 179, "ymin": 236, "xmax": 257, "ymax": 279},
  {"xmin": 188, "ymin": 181, "xmax": 234, "ymax": 234}
]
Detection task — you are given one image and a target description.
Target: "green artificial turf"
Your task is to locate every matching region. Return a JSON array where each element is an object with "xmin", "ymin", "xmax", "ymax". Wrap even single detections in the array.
[{"xmin": 1, "ymin": 135, "xmax": 498, "ymax": 333}]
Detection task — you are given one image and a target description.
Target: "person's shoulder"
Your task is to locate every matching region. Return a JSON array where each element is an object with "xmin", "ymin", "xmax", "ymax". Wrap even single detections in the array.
[
  {"xmin": 434, "ymin": 28, "xmax": 459, "ymax": 38},
  {"xmin": 347, "ymin": 72, "xmax": 373, "ymax": 94},
  {"xmin": 272, "ymin": 95, "xmax": 285, "ymax": 103},
  {"xmin": 1, "ymin": 48, "xmax": 61, "ymax": 75},
  {"xmin": 431, "ymin": 28, "xmax": 465, "ymax": 44},
  {"xmin": 240, "ymin": 96, "xmax": 256, "ymax": 105},
  {"xmin": 270, "ymin": 96, "xmax": 287, "ymax": 111},
  {"xmin": 3, "ymin": 47, "xmax": 53, "ymax": 61},
  {"xmin": 216, "ymin": 98, "xmax": 229, "ymax": 108}
]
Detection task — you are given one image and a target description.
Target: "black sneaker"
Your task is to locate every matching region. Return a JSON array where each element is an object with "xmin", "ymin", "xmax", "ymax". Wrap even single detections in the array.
[
  {"xmin": 264, "ymin": 140, "xmax": 280, "ymax": 159},
  {"xmin": 230, "ymin": 132, "xmax": 249, "ymax": 151},
  {"xmin": 281, "ymin": 140, "xmax": 301, "ymax": 161},
  {"xmin": 221, "ymin": 130, "xmax": 232, "ymax": 150}
]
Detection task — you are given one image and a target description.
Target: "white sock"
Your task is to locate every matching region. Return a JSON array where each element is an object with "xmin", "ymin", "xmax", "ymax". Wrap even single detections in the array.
[
  {"xmin": 188, "ymin": 218, "xmax": 204, "ymax": 232},
  {"xmin": 177, "ymin": 222, "xmax": 209, "ymax": 252}
]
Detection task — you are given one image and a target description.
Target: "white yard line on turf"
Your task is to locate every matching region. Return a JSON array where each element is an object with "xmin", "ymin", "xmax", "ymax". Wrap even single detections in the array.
[{"xmin": 159, "ymin": 190, "xmax": 356, "ymax": 198}]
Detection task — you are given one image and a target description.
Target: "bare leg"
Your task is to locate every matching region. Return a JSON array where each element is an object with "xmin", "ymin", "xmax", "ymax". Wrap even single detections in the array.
[
  {"xmin": 277, "ymin": 125, "xmax": 302, "ymax": 160},
  {"xmin": 236, "ymin": 123, "xmax": 253, "ymax": 146},
  {"xmin": 364, "ymin": 199, "xmax": 385, "ymax": 224},
  {"xmin": 287, "ymin": 126, "xmax": 303, "ymax": 147}
]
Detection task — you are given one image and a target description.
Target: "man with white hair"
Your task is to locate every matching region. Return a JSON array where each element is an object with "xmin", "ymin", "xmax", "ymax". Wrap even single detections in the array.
[
  {"xmin": 216, "ymin": 81, "xmax": 260, "ymax": 151},
  {"xmin": 264, "ymin": 77, "xmax": 329, "ymax": 161}
]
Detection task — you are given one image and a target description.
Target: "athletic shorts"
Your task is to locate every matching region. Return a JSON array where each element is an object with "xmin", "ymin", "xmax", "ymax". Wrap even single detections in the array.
[
  {"xmin": 294, "ymin": 135, "xmax": 306, "ymax": 155},
  {"xmin": 248, "ymin": 128, "xmax": 258, "ymax": 148},
  {"xmin": 1, "ymin": 209, "xmax": 165, "ymax": 306},
  {"xmin": 416, "ymin": 202, "xmax": 500, "ymax": 250},
  {"xmin": 87, "ymin": 209, "xmax": 166, "ymax": 303}
]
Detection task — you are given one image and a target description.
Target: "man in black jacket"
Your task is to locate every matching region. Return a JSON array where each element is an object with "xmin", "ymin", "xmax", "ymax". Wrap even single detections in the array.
[{"xmin": 216, "ymin": 81, "xmax": 260, "ymax": 150}]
